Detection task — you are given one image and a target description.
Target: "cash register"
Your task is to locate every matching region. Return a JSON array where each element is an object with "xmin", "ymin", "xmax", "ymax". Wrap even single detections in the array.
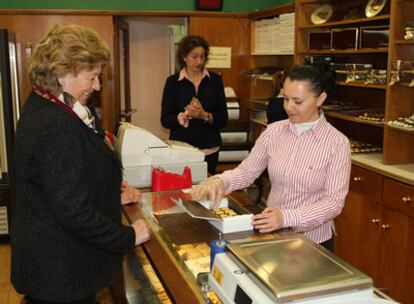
[
  {"xmin": 116, "ymin": 122, "xmax": 207, "ymax": 188},
  {"xmin": 209, "ymin": 235, "xmax": 397, "ymax": 304}
]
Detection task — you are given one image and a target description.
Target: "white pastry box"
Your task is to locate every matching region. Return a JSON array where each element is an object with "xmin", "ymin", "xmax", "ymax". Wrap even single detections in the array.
[{"xmin": 176, "ymin": 197, "xmax": 253, "ymax": 234}]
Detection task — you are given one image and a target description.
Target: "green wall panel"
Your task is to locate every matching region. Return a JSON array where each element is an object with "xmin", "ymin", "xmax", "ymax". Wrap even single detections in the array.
[{"xmin": 0, "ymin": 0, "xmax": 294, "ymax": 13}]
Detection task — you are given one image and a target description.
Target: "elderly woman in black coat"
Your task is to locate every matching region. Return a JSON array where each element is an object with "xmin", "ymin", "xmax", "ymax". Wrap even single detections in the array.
[{"xmin": 11, "ymin": 24, "xmax": 150, "ymax": 304}]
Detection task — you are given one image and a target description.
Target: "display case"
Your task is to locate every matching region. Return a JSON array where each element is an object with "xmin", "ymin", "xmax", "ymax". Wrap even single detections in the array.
[
  {"xmin": 0, "ymin": 28, "xmax": 20, "ymax": 236},
  {"xmin": 295, "ymin": 0, "xmax": 392, "ymax": 162},
  {"xmin": 122, "ymin": 190, "xmax": 266, "ymax": 303}
]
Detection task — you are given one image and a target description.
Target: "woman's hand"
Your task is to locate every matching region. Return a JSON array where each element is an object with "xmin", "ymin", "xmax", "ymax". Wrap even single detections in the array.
[
  {"xmin": 131, "ymin": 219, "xmax": 150, "ymax": 245},
  {"xmin": 121, "ymin": 180, "xmax": 142, "ymax": 205},
  {"xmin": 251, "ymin": 207, "xmax": 283, "ymax": 233},
  {"xmin": 177, "ymin": 112, "xmax": 190, "ymax": 128},
  {"xmin": 185, "ymin": 97, "xmax": 206, "ymax": 119},
  {"xmin": 191, "ymin": 176, "xmax": 225, "ymax": 206}
]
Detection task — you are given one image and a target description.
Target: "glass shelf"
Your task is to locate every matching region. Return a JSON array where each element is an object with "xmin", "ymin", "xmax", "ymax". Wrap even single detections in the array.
[{"xmin": 326, "ymin": 111, "xmax": 385, "ymax": 128}]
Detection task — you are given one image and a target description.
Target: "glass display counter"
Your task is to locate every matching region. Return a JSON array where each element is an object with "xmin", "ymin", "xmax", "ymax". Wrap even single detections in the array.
[
  {"xmin": 122, "ymin": 190, "xmax": 279, "ymax": 303},
  {"xmin": 122, "ymin": 190, "xmax": 396, "ymax": 304}
]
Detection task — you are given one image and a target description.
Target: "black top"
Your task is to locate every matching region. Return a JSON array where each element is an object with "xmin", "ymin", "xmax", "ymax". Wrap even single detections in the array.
[
  {"xmin": 266, "ymin": 97, "xmax": 288, "ymax": 124},
  {"xmin": 11, "ymin": 92, "xmax": 135, "ymax": 302},
  {"xmin": 161, "ymin": 72, "xmax": 228, "ymax": 149}
]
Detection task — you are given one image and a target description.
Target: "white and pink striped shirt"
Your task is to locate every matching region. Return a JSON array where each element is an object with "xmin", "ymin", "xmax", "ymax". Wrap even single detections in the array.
[{"xmin": 221, "ymin": 114, "xmax": 351, "ymax": 243}]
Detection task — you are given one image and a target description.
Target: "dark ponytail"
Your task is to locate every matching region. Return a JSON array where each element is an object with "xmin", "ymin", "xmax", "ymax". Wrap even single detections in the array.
[{"xmin": 285, "ymin": 62, "xmax": 336, "ymax": 98}]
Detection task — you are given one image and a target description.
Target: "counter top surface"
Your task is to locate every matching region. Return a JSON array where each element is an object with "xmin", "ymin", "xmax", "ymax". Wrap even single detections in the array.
[{"xmin": 351, "ymin": 153, "xmax": 414, "ymax": 186}]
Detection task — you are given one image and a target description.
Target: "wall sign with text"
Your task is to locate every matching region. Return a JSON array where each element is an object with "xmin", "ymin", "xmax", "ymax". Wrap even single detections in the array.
[{"xmin": 205, "ymin": 47, "xmax": 231, "ymax": 69}]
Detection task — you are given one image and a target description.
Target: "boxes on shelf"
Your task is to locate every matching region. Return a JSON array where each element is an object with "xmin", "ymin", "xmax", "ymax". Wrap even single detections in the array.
[
  {"xmin": 250, "ymin": 108, "xmax": 267, "ymax": 124},
  {"xmin": 366, "ymin": 69, "xmax": 387, "ymax": 85},
  {"xmin": 331, "ymin": 28, "xmax": 358, "ymax": 50},
  {"xmin": 390, "ymin": 60, "xmax": 414, "ymax": 87},
  {"xmin": 218, "ymin": 149, "xmax": 249, "ymax": 162},
  {"xmin": 253, "ymin": 12, "xmax": 295, "ymax": 54},
  {"xmin": 220, "ymin": 131, "xmax": 248, "ymax": 144},
  {"xmin": 346, "ymin": 63, "xmax": 373, "ymax": 83},
  {"xmin": 330, "ymin": 63, "xmax": 348, "ymax": 82},
  {"xmin": 226, "ymin": 100, "xmax": 240, "ymax": 120},
  {"xmin": 359, "ymin": 26, "xmax": 389, "ymax": 49}
]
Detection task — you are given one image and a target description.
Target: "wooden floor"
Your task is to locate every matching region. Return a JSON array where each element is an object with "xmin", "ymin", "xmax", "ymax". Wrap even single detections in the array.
[
  {"xmin": 0, "ymin": 241, "xmax": 23, "ymax": 304},
  {"xmin": 0, "ymin": 241, "xmax": 114, "ymax": 304}
]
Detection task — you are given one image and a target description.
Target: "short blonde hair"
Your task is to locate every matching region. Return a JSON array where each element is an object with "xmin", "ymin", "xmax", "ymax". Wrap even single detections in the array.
[{"xmin": 28, "ymin": 24, "xmax": 110, "ymax": 96}]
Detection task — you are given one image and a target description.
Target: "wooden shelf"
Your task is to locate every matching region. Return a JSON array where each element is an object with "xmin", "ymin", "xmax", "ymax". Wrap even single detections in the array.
[
  {"xmin": 386, "ymin": 124, "xmax": 414, "ymax": 135},
  {"xmin": 395, "ymin": 82, "xmax": 414, "ymax": 88},
  {"xmin": 300, "ymin": 47, "xmax": 388, "ymax": 55},
  {"xmin": 299, "ymin": 15, "xmax": 390, "ymax": 29},
  {"xmin": 326, "ymin": 111, "xmax": 385, "ymax": 128},
  {"xmin": 394, "ymin": 39, "xmax": 414, "ymax": 45},
  {"xmin": 251, "ymin": 52, "xmax": 293, "ymax": 56},
  {"xmin": 250, "ymin": 118, "xmax": 267, "ymax": 126},
  {"xmin": 337, "ymin": 82, "xmax": 386, "ymax": 90}
]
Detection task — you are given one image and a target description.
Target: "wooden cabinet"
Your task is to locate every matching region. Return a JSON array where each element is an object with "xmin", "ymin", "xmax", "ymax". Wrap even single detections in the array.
[
  {"xmin": 335, "ymin": 164, "xmax": 414, "ymax": 303},
  {"xmin": 294, "ymin": 0, "xmax": 414, "ymax": 165}
]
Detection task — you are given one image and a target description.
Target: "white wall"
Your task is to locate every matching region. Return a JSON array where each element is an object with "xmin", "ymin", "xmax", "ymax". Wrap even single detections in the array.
[{"xmin": 127, "ymin": 17, "xmax": 186, "ymax": 140}]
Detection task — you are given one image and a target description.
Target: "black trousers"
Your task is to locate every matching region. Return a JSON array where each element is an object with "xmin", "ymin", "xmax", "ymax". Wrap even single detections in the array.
[
  {"xmin": 205, "ymin": 150, "xmax": 219, "ymax": 175},
  {"xmin": 320, "ymin": 238, "xmax": 334, "ymax": 252},
  {"xmin": 25, "ymin": 295, "xmax": 95, "ymax": 304}
]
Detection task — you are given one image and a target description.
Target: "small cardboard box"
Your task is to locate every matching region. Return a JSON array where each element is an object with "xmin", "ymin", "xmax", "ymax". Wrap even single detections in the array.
[{"xmin": 199, "ymin": 199, "xmax": 253, "ymax": 234}]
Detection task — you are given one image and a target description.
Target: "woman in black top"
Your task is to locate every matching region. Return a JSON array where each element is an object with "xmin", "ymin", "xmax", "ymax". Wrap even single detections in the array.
[
  {"xmin": 161, "ymin": 35, "xmax": 228, "ymax": 174},
  {"xmin": 266, "ymin": 70, "xmax": 288, "ymax": 124},
  {"xmin": 11, "ymin": 24, "xmax": 150, "ymax": 304}
]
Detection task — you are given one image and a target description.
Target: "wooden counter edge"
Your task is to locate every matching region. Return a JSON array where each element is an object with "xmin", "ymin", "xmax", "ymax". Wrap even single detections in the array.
[{"xmin": 122, "ymin": 203, "xmax": 206, "ymax": 304}]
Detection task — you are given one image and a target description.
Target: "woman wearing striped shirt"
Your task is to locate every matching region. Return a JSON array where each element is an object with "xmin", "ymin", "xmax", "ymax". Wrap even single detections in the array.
[{"xmin": 192, "ymin": 63, "xmax": 351, "ymax": 251}]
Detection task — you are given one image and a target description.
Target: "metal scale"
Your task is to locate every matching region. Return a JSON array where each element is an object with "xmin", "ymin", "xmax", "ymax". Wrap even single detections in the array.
[{"xmin": 209, "ymin": 235, "xmax": 397, "ymax": 304}]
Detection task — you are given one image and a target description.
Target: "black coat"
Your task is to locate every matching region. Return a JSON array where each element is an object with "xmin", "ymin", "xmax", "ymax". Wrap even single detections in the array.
[
  {"xmin": 161, "ymin": 72, "xmax": 228, "ymax": 149},
  {"xmin": 11, "ymin": 92, "xmax": 135, "ymax": 302}
]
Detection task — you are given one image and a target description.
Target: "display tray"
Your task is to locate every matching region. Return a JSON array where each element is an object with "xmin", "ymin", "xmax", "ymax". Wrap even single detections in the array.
[
  {"xmin": 154, "ymin": 212, "xmax": 254, "ymax": 245},
  {"xmin": 227, "ymin": 236, "xmax": 373, "ymax": 302},
  {"xmin": 340, "ymin": 109, "xmax": 385, "ymax": 124}
]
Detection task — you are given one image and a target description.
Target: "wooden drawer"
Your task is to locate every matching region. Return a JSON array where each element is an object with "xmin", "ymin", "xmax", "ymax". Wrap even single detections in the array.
[
  {"xmin": 349, "ymin": 165, "xmax": 383, "ymax": 201},
  {"xmin": 383, "ymin": 178, "xmax": 414, "ymax": 218}
]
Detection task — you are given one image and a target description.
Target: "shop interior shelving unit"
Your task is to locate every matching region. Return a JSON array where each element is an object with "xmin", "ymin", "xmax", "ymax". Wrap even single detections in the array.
[{"xmin": 295, "ymin": 0, "xmax": 414, "ymax": 166}]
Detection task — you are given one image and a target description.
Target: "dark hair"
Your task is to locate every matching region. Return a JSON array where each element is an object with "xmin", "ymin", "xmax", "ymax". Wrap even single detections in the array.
[
  {"xmin": 285, "ymin": 63, "xmax": 336, "ymax": 97},
  {"xmin": 176, "ymin": 35, "xmax": 209, "ymax": 69}
]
